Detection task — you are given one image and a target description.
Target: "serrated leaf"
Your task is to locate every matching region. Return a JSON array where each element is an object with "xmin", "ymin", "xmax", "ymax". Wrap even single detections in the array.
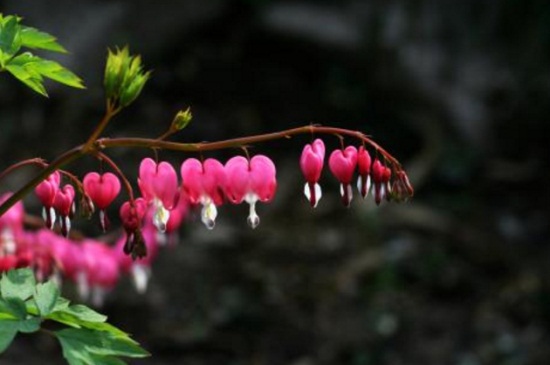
[
  {"xmin": 62, "ymin": 305, "xmax": 107, "ymax": 322},
  {"xmin": 20, "ymin": 26, "xmax": 67, "ymax": 53},
  {"xmin": 56, "ymin": 328, "xmax": 149, "ymax": 363},
  {"xmin": 17, "ymin": 317, "xmax": 41, "ymax": 333},
  {"xmin": 0, "ymin": 15, "xmax": 22, "ymax": 66},
  {"xmin": 32, "ymin": 59, "xmax": 85, "ymax": 88},
  {"xmin": 0, "ymin": 320, "xmax": 19, "ymax": 353},
  {"xmin": 0, "ymin": 268, "xmax": 36, "ymax": 301},
  {"xmin": 5, "ymin": 63, "xmax": 47, "ymax": 96},
  {"xmin": 34, "ymin": 280, "xmax": 59, "ymax": 316}
]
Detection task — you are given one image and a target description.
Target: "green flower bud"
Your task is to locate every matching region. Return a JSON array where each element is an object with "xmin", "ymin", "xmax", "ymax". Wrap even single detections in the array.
[{"xmin": 172, "ymin": 107, "xmax": 193, "ymax": 131}]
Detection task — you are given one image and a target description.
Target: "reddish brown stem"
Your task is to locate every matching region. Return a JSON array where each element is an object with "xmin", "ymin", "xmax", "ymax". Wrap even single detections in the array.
[
  {"xmin": 0, "ymin": 158, "xmax": 47, "ymax": 183},
  {"xmin": 94, "ymin": 151, "xmax": 135, "ymax": 202}
]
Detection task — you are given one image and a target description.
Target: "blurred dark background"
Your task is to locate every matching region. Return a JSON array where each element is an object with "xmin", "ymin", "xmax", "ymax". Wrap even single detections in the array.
[{"xmin": 1, "ymin": 1, "xmax": 550, "ymax": 364}]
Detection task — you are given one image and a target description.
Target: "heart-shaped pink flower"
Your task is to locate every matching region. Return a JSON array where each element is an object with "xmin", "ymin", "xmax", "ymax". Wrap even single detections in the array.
[
  {"xmin": 225, "ymin": 155, "xmax": 277, "ymax": 228},
  {"xmin": 83, "ymin": 172, "xmax": 121, "ymax": 210},
  {"xmin": 329, "ymin": 146, "xmax": 358, "ymax": 207},
  {"xmin": 83, "ymin": 172, "xmax": 121, "ymax": 231}
]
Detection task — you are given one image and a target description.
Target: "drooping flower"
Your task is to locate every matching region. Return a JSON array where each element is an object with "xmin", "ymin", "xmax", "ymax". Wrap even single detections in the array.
[
  {"xmin": 52, "ymin": 184, "xmax": 75, "ymax": 237},
  {"xmin": 371, "ymin": 159, "xmax": 391, "ymax": 205},
  {"xmin": 356, "ymin": 146, "xmax": 372, "ymax": 199},
  {"xmin": 300, "ymin": 139, "xmax": 325, "ymax": 208},
  {"xmin": 138, "ymin": 158, "xmax": 179, "ymax": 232},
  {"xmin": 35, "ymin": 171, "xmax": 61, "ymax": 229},
  {"xmin": 391, "ymin": 170, "xmax": 414, "ymax": 202},
  {"xmin": 83, "ymin": 172, "xmax": 121, "ymax": 231},
  {"xmin": 0, "ymin": 193, "xmax": 25, "ymax": 255},
  {"xmin": 224, "ymin": 155, "xmax": 277, "ymax": 229},
  {"xmin": 181, "ymin": 158, "xmax": 226, "ymax": 229},
  {"xmin": 80, "ymin": 240, "xmax": 120, "ymax": 306},
  {"xmin": 119, "ymin": 198, "xmax": 148, "ymax": 258},
  {"xmin": 113, "ymin": 223, "xmax": 159, "ymax": 293},
  {"xmin": 329, "ymin": 146, "xmax": 358, "ymax": 207}
]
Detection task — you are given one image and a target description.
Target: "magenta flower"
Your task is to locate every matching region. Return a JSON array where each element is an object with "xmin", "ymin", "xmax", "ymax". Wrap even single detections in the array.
[
  {"xmin": 113, "ymin": 223, "xmax": 159, "ymax": 293},
  {"xmin": 181, "ymin": 158, "xmax": 226, "ymax": 229},
  {"xmin": 35, "ymin": 171, "xmax": 61, "ymax": 229},
  {"xmin": 120, "ymin": 197, "xmax": 148, "ymax": 257},
  {"xmin": 52, "ymin": 184, "xmax": 75, "ymax": 237},
  {"xmin": 225, "ymin": 155, "xmax": 277, "ymax": 228},
  {"xmin": 329, "ymin": 146, "xmax": 358, "ymax": 207},
  {"xmin": 371, "ymin": 159, "xmax": 391, "ymax": 205},
  {"xmin": 356, "ymin": 146, "xmax": 372, "ymax": 199},
  {"xmin": 300, "ymin": 139, "xmax": 325, "ymax": 208},
  {"xmin": 0, "ymin": 193, "xmax": 25, "ymax": 255},
  {"xmin": 138, "ymin": 158, "xmax": 179, "ymax": 232},
  {"xmin": 83, "ymin": 172, "xmax": 121, "ymax": 231},
  {"xmin": 81, "ymin": 241, "xmax": 120, "ymax": 306}
]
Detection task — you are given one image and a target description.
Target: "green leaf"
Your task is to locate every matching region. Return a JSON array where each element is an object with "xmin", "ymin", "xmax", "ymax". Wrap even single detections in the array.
[
  {"xmin": 0, "ymin": 319, "xmax": 19, "ymax": 353},
  {"xmin": 17, "ymin": 317, "xmax": 41, "ymax": 333},
  {"xmin": 34, "ymin": 280, "xmax": 60, "ymax": 316},
  {"xmin": 0, "ymin": 15, "xmax": 22, "ymax": 66},
  {"xmin": 47, "ymin": 304, "xmax": 129, "ymax": 337},
  {"xmin": 62, "ymin": 305, "xmax": 107, "ymax": 323},
  {"xmin": 20, "ymin": 26, "xmax": 67, "ymax": 53},
  {"xmin": 32, "ymin": 59, "xmax": 85, "ymax": 88},
  {"xmin": 0, "ymin": 297, "xmax": 27, "ymax": 320},
  {"xmin": 0, "ymin": 268, "xmax": 36, "ymax": 301},
  {"xmin": 5, "ymin": 63, "xmax": 47, "ymax": 96},
  {"xmin": 56, "ymin": 328, "xmax": 149, "ymax": 365}
]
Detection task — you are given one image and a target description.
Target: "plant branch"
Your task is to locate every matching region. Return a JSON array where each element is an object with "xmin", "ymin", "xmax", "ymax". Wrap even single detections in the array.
[
  {"xmin": 98, "ymin": 125, "xmax": 403, "ymax": 168},
  {"xmin": 0, "ymin": 147, "xmax": 84, "ymax": 216}
]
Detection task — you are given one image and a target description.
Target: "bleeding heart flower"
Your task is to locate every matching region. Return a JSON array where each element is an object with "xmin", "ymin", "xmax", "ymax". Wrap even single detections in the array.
[
  {"xmin": 225, "ymin": 155, "xmax": 277, "ymax": 228},
  {"xmin": 138, "ymin": 158, "xmax": 179, "ymax": 232},
  {"xmin": 83, "ymin": 172, "xmax": 121, "ymax": 231},
  {"xmin": 181, "ymin": 158, "xmax": 226, "ymax": 229},
  {"xmin": 35, "ymin": 171, "xmax": 61, "ymax": 229},
  {"xmin": 357, "ymin": 146, "xmax": 372, "ymax": 199},
  {"xmin": 80, "ymin": 240, "xmax": 120, "ymax": 306},
  {"xmin": 120, "ymin": 198, "xmax": 148, "ymax": 258},
  {"xmin": 329, "ymin": 146, "xmax": 358, "ymax": 207},
  {"xmin": 371, "ymin": 159, "xmax": 392, "ymax": 205},
  {"xmin": 300, "ymin": 139, "xmax": 325, "ymax": 208},
  {"xmin": 53, "ymin": 184, "xmax": 75, "ymax": 237}
]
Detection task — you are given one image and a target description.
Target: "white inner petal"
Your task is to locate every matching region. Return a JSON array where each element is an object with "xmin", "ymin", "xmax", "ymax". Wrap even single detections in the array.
[
  {"xmin": 201, "ymin": 198, "xmax": 218, "ymax": 230},
  {"xmin": 76, "ymin": 271, "xmax": 89, "ymax": 301},
  {"xmin": 131, "ymin": 264, "xmax": 151, "ymax": 294},
  {"xmin": 152, "ymin": 199, "xmax": 170, "ymax": 233}
]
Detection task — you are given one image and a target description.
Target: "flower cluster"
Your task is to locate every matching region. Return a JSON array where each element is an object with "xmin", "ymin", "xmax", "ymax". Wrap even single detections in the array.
[
  {"xmin": 300, "ymin": 139, "xmax": 413, "ymax": 207},
  {"xmin": 0, "ymin": 138, "xmax": 412, "ymax": 306}
]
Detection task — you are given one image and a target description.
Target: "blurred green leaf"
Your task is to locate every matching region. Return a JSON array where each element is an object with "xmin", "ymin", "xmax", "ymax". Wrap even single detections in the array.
[
  {"xmin": 0, "ymin": 297, "xmax": 27, "ymax": 320},
  {"xmin": 56, "ymin": 328, "xmax": 149, "ymax": 365},
  {"xmin": 0, "ymin": 268, "xmax": 36, "ymax": 301},
  {"xmin": 17, "ymin": 317, "xmax": 41, "ymax": 333},
  {"xmin": 20, "ymin": 26, "xmax": 67, "ymax": 53},
  {"xmin": 0, "ymin": 320, "xmax": 18, "ymax": 353},
  {"xmin": 34, "ymin": 280, "xmax": 60, "ymax": 316}
]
